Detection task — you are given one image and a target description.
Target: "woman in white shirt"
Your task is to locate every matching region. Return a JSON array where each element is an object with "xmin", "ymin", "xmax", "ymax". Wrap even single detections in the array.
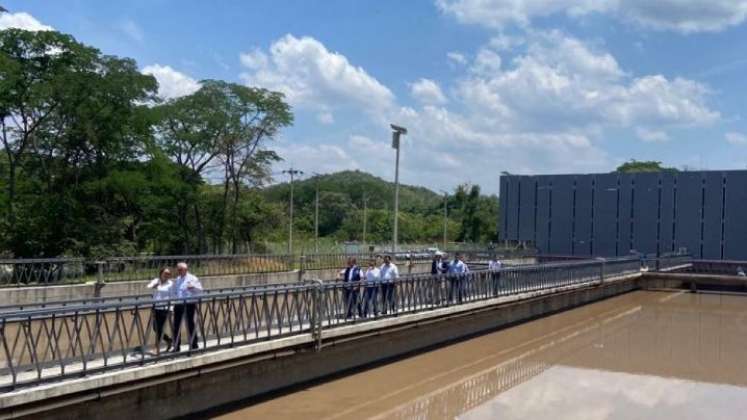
[
  {"xmin": 147, "ymin": 267, "xmax": 174, "ymax": 351},
  {"xmin": 362, "ymin": 260, "xmax": 381, "ymax": 317}
]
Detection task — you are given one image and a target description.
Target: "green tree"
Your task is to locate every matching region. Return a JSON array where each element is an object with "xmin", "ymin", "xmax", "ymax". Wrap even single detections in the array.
[{"xmin": 616, "ymin": 160, "xmax": 678, "ymax": 173}]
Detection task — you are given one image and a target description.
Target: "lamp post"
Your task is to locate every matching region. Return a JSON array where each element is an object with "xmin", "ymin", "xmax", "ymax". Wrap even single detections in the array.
[
  {"xmin": 282, "ymin": 168, "xmax": 303, "ymax": 255},
  {"xmin": 439, "ymin": 189, "xmax": 449, "ymax": 251},
  {"xmin": 390, "ymin": 124, "xmax": 407, "ymax": 253},
  {"xmin": 362, "ymin": 194, "xmax": 369, "ymax": 246},
  {"xmin": 313, "ymin": 173, "xmax": 320, "ymax": 253}
]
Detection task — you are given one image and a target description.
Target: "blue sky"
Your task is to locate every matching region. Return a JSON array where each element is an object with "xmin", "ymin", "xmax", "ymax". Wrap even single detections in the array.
[{"xmin": 3, "ymin": 0, "xmax": 747, "ymax": 194}]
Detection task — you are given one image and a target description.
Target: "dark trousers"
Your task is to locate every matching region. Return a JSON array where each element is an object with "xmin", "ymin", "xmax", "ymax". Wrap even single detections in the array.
[
  {"xmin": 173, "ymin": 303, "xmax": 198, "ymax": 351},
  {"xmin": 381, "ymin": 283, "xmax": 396, "ymax": 314},
  {"xmin": 362, "ymin": 286, "xmax": 378, "ymax": 316},
  {"xmin": 448, "ymin": 276, "xmax": 465, "ymax": 303},
  {"xmin": 153, "ymin": 308, "xmax": 171, "ymax": 347},
  {"xmin": 343, "ymin": 286, "xmax": 362, "ymax": 318},
  {"xmin": 491, "ymin": 272, "xmax": 501, "ymax": 296}
]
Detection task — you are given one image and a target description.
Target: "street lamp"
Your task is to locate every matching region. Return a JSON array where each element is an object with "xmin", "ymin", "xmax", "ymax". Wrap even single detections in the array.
[
  {"xmin": 390, "ymin": 124, "xmax": 407, "ymax": 253},
  {"xmin": 282, "ymin": 168, "xmax": 303, "ymax": 254},
  {"xmin": 438, "ymin": 189, "xmax": 449, "ymax": 251},
  {"xmin": 312, "ymin": 172, "xmax": 321, "ymax": 254}
]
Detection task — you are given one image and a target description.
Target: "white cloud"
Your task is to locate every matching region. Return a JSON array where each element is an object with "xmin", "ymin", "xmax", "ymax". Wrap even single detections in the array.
[
  {"xmin": 636, "ymin": 128, "xmax": 670, "ymax": 142},
  {"xmin": 725, "ymin": 131, "xmax": 747, "ymax": 145},
  {"xmin": 239, "ymin": 34, "xmax": 395, "ymax": 120},
  {"xmin": 410, "ymin": 78, "xmax": 448, "ymax": 105},
  {"xmin": 456, "ymin": 31, "xmax": 718, "ymax": 131},
  {"xmin": 120, "ymin": 19, "xmax": 144, "ymax": 42},
  {"xmin": 447, "ymin": 51, "xmax": 467, "ymax": 65},
  {"xmin": 436, "ymin": 0, "xmax": 747, "ymax": 33},
  {"xmin": 262, "ymin": 32, "xmax": 718, "ymax": 194},
  {"xmin": 141, "ymin": 64, "xmax": 201, "ymax": 100},
  {"xmin": 317, "ymin": 112, "xmax": 335, "ymax": 125},
  {"xmin": 0, "ymin": 11, "xmax": 53, "ymax": 31}
]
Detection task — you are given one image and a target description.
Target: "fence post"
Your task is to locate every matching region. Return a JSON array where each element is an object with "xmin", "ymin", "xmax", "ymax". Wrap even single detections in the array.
[
  {"xmin": 94, "ymin": 261, "xmax": 106, "ymax": 297},
  {"xmin": 599, "ymin": 259, "xmax": 605, "ymax": 285},
  {"xmin": 310, "ymin": 278, "xmax": 323, "ymax": 351},
  {"xmin": 298, "ymin": 256, "xmax": 306, "ymax": 282}
]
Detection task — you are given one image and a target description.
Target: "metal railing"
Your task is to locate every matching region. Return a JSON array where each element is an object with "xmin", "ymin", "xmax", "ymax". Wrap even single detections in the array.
[
  {"xmin": 0, "ymin": 255, "xmax": 661, "ymax": 390},
  {"xmin": 0, "ymin": 249, "xmax": 538, "ymax": 287}
]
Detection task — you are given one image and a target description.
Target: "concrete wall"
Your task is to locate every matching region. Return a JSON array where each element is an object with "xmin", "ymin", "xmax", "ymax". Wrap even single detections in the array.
[{"xmin": 0, "ymin": 273, "xmax": 641, "ymax": 420}]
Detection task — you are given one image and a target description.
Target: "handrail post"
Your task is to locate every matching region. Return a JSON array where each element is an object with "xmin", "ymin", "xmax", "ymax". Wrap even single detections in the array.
[
  {"xmin": 599, "ymin": 259, "xmax": 605, "ymax": 285},
  {"xmin": 94, "ymin": 261, "xmax": 106, "ymax": 297},
  {"xmin": 298, "ymin": 255, "xmax": 306, "ymax": 282},
  {"xmin": 310, "ymin": 278, "xmax": 323, "ymax": 352}
]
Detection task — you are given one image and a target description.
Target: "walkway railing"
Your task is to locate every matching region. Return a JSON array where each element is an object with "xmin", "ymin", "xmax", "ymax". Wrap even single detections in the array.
[
  {"xmin": 0, "ymin": 255, "xmax": 674, "ymax": 390},
  {"xmin": 0, "ymin": 250, "xmax": 534, "ymax": 287}
]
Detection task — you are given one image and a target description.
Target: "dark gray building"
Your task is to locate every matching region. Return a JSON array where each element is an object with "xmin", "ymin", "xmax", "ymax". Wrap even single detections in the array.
[{"xmin": 499, "ymin": 170, "xmax": 747, "ymax": 260}]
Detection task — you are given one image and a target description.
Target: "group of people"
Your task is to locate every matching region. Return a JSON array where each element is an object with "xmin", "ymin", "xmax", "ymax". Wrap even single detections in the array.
[
  {"xmin": 339, "ymin": 252, "xmax": 505, "ymax": 318},
  {"xmin": 339, "ymin": 255, "xmax": 400, "ymax": 318},
  {"xmin": 146, "ymin": 262, "xmax": 204, "ymax": 352}
]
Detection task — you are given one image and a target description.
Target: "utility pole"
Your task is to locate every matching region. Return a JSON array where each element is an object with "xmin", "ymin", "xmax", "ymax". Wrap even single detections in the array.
[
  {"xmin": 362, "ymin": 194, "xmax": 369, "ymax": 246},
  {"xmin": 313, "ymin": 173, "xmax": 320, "ymax": 254},
  {"xmin": 282, "ymin": 168, "xmax": 303, "ymax": 255},
  {"xmin": 439, "ymin": 190, "xmax": 448, "ymax": 251},
  {"xmin": 390, "ymin": 124, "xmax": 407, "ymax": 253}
]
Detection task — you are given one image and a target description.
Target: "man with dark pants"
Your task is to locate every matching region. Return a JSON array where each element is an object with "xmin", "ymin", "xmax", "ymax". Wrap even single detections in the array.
[
  {"xmin": 172, "ymin": 262, "xmax": 203, "ymax": 352},
  {"xmin": 488, "ymin": 255, "xmax": 502, "ymax": 297},
  {"xmin": 448, "ymin": 253, "xmax": 469, "ymax": 303},
  {"xmin": 342, "ymin": 257, "xmax": 362, "ymax": 318},
  {"xmin": 379, "ymin": 255, "xmax": 399, "ymax": 314}
]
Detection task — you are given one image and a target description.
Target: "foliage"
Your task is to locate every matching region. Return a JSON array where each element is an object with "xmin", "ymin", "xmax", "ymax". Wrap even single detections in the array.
[{"xmin": 616, "ymin": 160, "xmax": 678, "ymax": 173}]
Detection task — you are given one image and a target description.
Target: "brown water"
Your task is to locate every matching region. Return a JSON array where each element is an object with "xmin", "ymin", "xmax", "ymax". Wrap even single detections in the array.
[{"xmin": 211, "ymin": 291, "xmax": 747, "ymax": 420}]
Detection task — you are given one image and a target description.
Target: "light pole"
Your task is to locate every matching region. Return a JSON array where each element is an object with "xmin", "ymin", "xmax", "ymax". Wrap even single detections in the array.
[
  {"xmin": 282, "ymin": 168, "xmax": 303, "ymax": 254},
  {"xmin": 390, "ymin": 124, "xmax": 407, "ymax": 253},
  {"xmin": 313, "ymin": 173, "xmax": 320, "ymax": 253},
  {"xmin": 439, "ymin": 189, "xmax": 449, "ymax": 251},
  {"xmin": 362, "ymin": 194, "xmax": 369, "ymax": 246}
]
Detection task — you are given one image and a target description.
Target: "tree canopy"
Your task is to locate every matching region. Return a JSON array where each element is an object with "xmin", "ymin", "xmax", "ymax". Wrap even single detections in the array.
[
  {"xmin": 615, "ymin": 160, "xmax": 678, "ymax": 173},
  {"xmin": 0, "ymin": 28, "xmax": 499, "ymax": 258}
]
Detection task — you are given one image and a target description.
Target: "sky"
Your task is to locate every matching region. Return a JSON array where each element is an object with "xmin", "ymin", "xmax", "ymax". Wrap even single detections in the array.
[{"xmin": 3, "ymin": 0, "xmax": 747, "ymax": 195}]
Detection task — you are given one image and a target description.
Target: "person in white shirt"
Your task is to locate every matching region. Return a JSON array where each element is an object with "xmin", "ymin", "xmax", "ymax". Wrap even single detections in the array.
[
  {"xmin": 171, "ymin": 262, "xmax": 203, "ymax": 352},
  {"xmin": 147, "ymin": 267, "xmax": 174, "ymax": 351},
  {"xmin": 488, "ymin": 256, "xmax": 503, "ymax": 297},
  {"xmin": 448, "ymin": 253, "xmax": 470, "ymax": 303},
  {"xmin": 379, "ymin": 255, "xmax": 399, "ymax": 315},
  {"xmin": 362, "ymin": 260, "xmax": 381, "ymax": 317}
]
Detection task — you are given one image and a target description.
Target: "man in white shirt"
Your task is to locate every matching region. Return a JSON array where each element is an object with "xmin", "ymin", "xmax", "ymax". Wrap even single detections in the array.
[
  {"xmin": 448, "ymin": 253, "xmax": 469, "ymax": 303},
  {"xmin": 171, "ymin": 262, "xmax": 203, "ymax": 352},
  {"xmin": 379, "ymin": 255, "xmax": 399, "ymax": 314},
  {"xmin": 488, "ymin": 256, "xmax": 503, "ymax": 297}
]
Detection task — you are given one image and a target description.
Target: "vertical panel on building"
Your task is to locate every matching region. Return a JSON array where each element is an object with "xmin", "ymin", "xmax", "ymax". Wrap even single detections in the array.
[
  {"xmin": 549, "ymin": 175, "xmax": 574, "ymax": 255},
  {"xmin": 675, "ymin": 172, "xmax": 703, "ymax": 257},
  {"xmin": 499, "ymin": 176, "xmax": 508, "ymax": 241},
  {"xmin": 659, "ymin": 172, "xmax": 676, "ymax": 255},
  {"xmin": 504, "ymin": 177, "xmax": 519, "ymax": 240},
  {"xmin": 535, "ymin": 177, "xmax": 552, "ymax": 254},
  {"xmin": 593, "ymin": 173, "xmax": 618, "ymax": 257},
  {"xmin": 633, "ymin": 173, "xmax": 659, "ymax": 255},
  {"xmin": 518, "ymin": 177, "xmax": 536, "ymax": 243},
  {"xmin": 618, "ymin": 175, "xmax": 634, "ymax": 256},
  {"xmin": 702, "ymin": 172, "xmax": 724, "ymax": 259},
  {"xmin": 724, "ymin": 171, "xmax": 747, "ymax": 260},
  {"xmin": 573, "ymin": 175, "xmax": 593, "ymax": 256}
]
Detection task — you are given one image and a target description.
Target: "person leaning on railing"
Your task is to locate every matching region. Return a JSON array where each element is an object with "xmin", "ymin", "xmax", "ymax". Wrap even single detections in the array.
[
  {"xmin": 448, "ymin": 253, "xmax": 470, "ymax": 304},
  {"xmin": 488, "ymin": 256, "xmax": 503, "ymax": 297},
  {"xmin": 171, "ymin": 262, "xmax": 203, "ymax": 352},
  {"xmin": 362, "ymin": 259, "xmax": 381, "ymax": 317},
  {"xmin": 342, "ymin": 257, "xmax": 363, "ymax": 319},
  {"xmin": 147, "ymin": 267, "xmax": 174, "ymax": 351},
  {"xmin": 380, "ymin": 255, "xmax": 399, "ymax": 315}
]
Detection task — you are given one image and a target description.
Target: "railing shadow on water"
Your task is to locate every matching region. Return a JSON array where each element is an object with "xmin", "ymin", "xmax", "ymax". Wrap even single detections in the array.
[{"xmin": 0, "ymin": 254, "xmax": 687, "ymax": 391}]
